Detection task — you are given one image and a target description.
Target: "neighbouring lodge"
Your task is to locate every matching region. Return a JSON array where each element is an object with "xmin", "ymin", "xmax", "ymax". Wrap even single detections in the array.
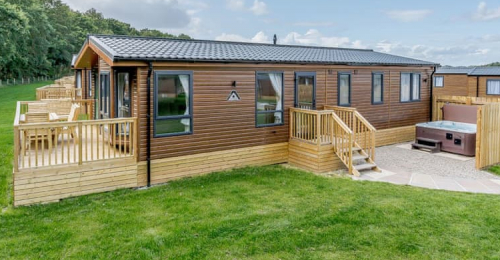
[
  {"xmin": 14, "ymin": 34, "xmax": 442, "ymax": 206},
  {"xmin": 433, "ymin": 66, "xmax": 500, "ymax": 97}
]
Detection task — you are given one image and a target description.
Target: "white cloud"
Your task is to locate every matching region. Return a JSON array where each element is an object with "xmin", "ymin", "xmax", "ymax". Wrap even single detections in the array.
[
  {"xmin": 375, "ymin": 40, "xmax": 493, "ymax": 65},
  {"xmin": 215, "ymin": 29, "xmax": 365, "ymax": 49},
  {"xmin": 385, "ymin": 9, "xmax": 432, "ymax": 22},
  {"xmin": 226, "ymin": 0, "xmax": 245, "ymax": 11},
  {"xmin": 281, "ymin": 29, "xmax": 364, "ymax": 48},
  {"xmin": 293, "ymin": 21, "xmax": 334, "ymax": 27},
  {"xmin": 215, "ymin": 31, "xmax": 268, "ymax": 43},
  {"xmin": 472, "ymin": 2, "xmax": 500, "ymax": 21},
  {"xmin": 249, "ymin": 0, "xmax": 268, "ymax": 16},
  {"xmin": 482, "ymin": 34, "xmax": 500, "ymax": 42}
]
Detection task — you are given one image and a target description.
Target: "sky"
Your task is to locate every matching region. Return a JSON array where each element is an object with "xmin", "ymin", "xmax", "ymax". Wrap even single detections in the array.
[{"xmin": 61, "ymin": 0, "xmax": 500, "ymax": 66}]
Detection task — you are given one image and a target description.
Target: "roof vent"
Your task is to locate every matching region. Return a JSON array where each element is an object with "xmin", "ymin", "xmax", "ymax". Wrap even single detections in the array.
[{"xmin": 273, "ymin": 34, "xmax": 277, "ymax": 45}]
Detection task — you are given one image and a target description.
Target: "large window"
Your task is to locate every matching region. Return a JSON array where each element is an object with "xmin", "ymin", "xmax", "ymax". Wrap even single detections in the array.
[
  {"xmin": 401, "ymin": 73, "xmax": 421, "ymax": 102},
  {"xmin": 256, "ymin": 72, "xmax": 284, "ymax": 127},
  {"xmin": 434, "ymin": 76, "xmax": 444, "ymax": 88},
  {"xmin": 372, "ymin": 72, "xmax": 383, "ymax": 104},
  {"xmin": 487, "ymin": 80, "xmax": 500, "ymax": 95},
  {"xmin": 154, "ymin": 71, "xmax": 192, "ymax": 136},
  {"xmin": 338, "ymin": 73, "xmax": 351, "ymax": 106}
]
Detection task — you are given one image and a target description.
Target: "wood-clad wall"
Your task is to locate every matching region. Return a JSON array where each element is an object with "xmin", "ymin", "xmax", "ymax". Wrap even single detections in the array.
[
  {"xmin": 135, "ymin": 63, "xmax": 433, "ymax": 162},
  {"xmin": 478, "ymin": 76, "xmax": 500, "ymax": 97},
  {"xmin": 433, "ymin": 74, "xmax": 469, "ymax": 96}
]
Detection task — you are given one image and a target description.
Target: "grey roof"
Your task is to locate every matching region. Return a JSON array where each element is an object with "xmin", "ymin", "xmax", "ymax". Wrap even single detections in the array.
[
  {"xmin": 470, "ymin": 67, "xmax": 500, "ymax": 76},
  {"xmin": 436, "ymin": 66, "xmax": 500, "ymax": 76},
  {"xmin": 87, "ymin": 35, "xmax": 438, "ymax": 66},
  {"xmin": 435, "ymin": 67, "xmax": 475, "ymax": 74}
]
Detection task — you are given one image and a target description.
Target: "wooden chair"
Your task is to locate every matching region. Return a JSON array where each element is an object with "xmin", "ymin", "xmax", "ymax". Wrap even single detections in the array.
[
  {"xmin": 22, "ymin": 112, "xmax": 51, "ymax": 155},
  {"xmin": 58, "ymin": 104, "xmax": 80, "ymax": 143},
  {"xmin": 28, "ymin": 102, "xmax": 48, "ymax": 113}
]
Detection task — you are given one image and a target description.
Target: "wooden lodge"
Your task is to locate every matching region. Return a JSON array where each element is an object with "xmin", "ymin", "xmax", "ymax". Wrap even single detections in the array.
[
  {"xmin": 13, "ymin": 34, "xmax": 445, "ymax": 206},
  {"xmin": 433, "ymin": 66, "xmax": 500, "ymax": 97}
]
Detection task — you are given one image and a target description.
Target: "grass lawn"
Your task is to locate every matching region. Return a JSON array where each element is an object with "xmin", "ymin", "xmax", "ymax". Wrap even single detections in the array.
[
  {"xmin": 0, "ymin": 81, "xmax": 53, "ymax": 207},
  {"xmin": 2, "ymin": 82, "xmax": 500, "ymax": 259},
  {"xmin": 1, "ymin": 166, "xmax": 500, "ymax": 259},
  {"xmin": 488, "ymin": 165, "xmax": 500, "ymax": 176}
]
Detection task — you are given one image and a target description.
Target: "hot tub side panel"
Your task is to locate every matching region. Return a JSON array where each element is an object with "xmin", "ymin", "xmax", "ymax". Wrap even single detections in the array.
[{"xmin": 416, "ymin": 126, "xmax": 476, "ymax": 156}]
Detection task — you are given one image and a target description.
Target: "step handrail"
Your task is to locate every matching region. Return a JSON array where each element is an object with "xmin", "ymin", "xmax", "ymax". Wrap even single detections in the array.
[
  {"xmin": 331, "ymin": 112, "xmax": 354, "ymax": 175},
  {"xmin": 352, "ymin": 111, "xmax": 377, "ymax": 160}
]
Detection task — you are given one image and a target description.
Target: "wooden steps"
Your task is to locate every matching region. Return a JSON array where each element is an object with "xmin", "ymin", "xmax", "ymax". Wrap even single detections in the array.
[{"xmin": 412, "ymin": 137, "xmax": 442, "ymax": 153}]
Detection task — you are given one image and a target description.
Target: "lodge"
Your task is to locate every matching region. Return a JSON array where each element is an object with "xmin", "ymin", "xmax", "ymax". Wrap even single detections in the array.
[{"xmin": 14, "ymin": 34, "xmax": 446, "ymax": 206}]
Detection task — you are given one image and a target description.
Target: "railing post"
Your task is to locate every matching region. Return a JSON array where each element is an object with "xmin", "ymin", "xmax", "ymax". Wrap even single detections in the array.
[
  {"xmin": 13, "ymin": 127, "xmax": 19, "ymax": 172},
  {"xmin": 289, "ymin": 109, "xmax": 293, "ymax": 140},
  {"xmin": 317, "ymin": 112, "xmax": 321, "ymax": 147},
  {"xmin": 78, "ymin": 122, "xmax": 83, "ymax": 165},
  {"xmin": 134, "ymin": 118, "xmax": 139, "ymax": 162},
  {"xmin": 348, "ymin": 134, "xmax": 353, "ymax": 174}
]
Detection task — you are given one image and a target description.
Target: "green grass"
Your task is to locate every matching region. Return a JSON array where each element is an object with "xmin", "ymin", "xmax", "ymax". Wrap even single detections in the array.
[
  {"xmin": 0, "ymin": 81, "xmax": 53, "ymax": 207},
  {"xmin": 1, "ymin": 166, "xmax": 500, "ymax": 259},
  {"xmin": 488, "ymin": 165, "xmax": 500, "ymax": 176},
  {"xmin": 2, "ymin": 82, "xmax": 500, "ymax": 258}
]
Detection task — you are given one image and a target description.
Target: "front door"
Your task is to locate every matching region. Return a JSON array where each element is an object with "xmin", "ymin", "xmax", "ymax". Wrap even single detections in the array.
[
  {"xmin": 295, "ymin": 72, "xmax": 316, "ymax": 109},
  {"xmin": 99, "ymin": 72, "xmax": 110, "ymax": 119}
]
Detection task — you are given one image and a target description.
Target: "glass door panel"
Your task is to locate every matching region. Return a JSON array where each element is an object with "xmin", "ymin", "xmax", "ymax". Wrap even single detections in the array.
[{"xmin": 295, "ymin": 73, "xmax": 316, "ymax": 109}]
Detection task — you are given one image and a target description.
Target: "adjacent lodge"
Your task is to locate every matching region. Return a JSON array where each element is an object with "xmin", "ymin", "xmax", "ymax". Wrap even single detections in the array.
[{"xmin": 18, "ymin": 34, "xmax": 487, "ymax": 206}]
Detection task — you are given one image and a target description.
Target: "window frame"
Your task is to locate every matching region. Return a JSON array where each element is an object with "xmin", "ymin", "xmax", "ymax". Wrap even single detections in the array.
[
  {"xmin": 153, "ymin": 70, "xmax": 194, "ymax": 137},
  {"xmin": 337, "ymin": 72, "xmax": 352, "ymax": 107},
  {"xmin": 434, "ymin": 75, "xmax": 444, "ymax": 88},
  {"xmin": 294, "ymin": 71, "xmax": 317, "ymax": 109},
  {"xmin": 400, "ymin": 72, "xmax": 421, "ymax": 103},
  {"xmin": 486, "ymin": 79, "xmax": 500, "ymax": 95},
  {"xmin": 371, "ymin": 72, "xmax": 384, "ymax": 105},
  {"xmin": 255, "ymin": 71, "xmax": 285, "ymax": 128}
]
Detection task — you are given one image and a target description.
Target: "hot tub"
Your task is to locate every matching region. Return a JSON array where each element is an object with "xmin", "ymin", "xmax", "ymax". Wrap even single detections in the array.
[{"xmin": 415, "ymin": 121, "xmax": 476, "ymax": 156}]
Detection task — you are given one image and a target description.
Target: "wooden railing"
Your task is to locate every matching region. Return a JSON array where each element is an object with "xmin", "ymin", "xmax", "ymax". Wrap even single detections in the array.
[
  {"xmin": 36, "ymin": 87, "xmax": 82, "ymax": 100},
  {"xmin": 325, "ymin": 105, "xmax": 377, "ymax": 160},
  {"xmin": 289, "ymin": 108, "xmax": 334, "ymax": 146},
  {"xmin": 331, "ymin": 112, "xmax": 353, "ymax": 174},
  {"xmin": 13, "ymin": 102, "xmax": 137, "ymax": 172},
  {"xmin": 433, "ymin": 95, "xmax": 500, "ymax": 121}
]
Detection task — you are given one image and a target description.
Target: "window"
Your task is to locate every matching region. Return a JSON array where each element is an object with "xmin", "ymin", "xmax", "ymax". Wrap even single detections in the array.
[
  {"xmin": 338, "ymin": 73, "xmax": 351, "ymax": 106},
  {"xmin": 154, "ymin": 71, "xmax": 192, "ymax": 136},
  {"xmin": 256, "ymin": 72, "xmax": 284, "ymax": 126},
  {"xmin": 295, "ymin": 72, "xmax": 316, "ymax": 109},
  {"xmin": 487, "ymin": 80, "xmax": 500, "ymax": 95},
  {"xmin": 401, "ymin": 73, "xmax": 421, "ymax": 102},
  {"xmin": 372, "ymin": 73, "xmax": 383, "ymax": 104},
  {"xmin": 434, "ymin": 76, "xmax": 444, "ymax": 87}
]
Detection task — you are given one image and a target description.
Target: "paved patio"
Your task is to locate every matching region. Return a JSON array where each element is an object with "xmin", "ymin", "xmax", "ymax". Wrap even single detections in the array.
[{"xmin": 353, "ymin": 142, "xmax": 500, "ymax": 194}]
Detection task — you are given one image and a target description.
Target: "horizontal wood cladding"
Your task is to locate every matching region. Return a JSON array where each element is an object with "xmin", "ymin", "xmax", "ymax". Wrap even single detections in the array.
[
  {"xmin": 13, "ymin": 160, "xmax": 138, "ymax": 206},
  {"xmin": 288, "ymin": 139, "xmax": 345, "ymax": 173},
  {"xmin": 375, "ymin": 125, "xmax": 416, "ymax": 147},
  {"xmin": 137, "ymin": 64, "xmax": 434, "ymax": 161},
  {"xmin": 433, "ymin": 74, "xmax": 469, "ymax": 97},
  {"xmin": 137, "ymin": 142, "xmax": 288, "ymax": 185}
]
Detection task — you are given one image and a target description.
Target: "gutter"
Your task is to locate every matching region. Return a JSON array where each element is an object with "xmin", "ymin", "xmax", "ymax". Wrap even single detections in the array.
[
  {"xmin": 430, "ymin": 66, "xmax": 437, "ymax": 121},
  {"xmin": 146, "ymin": 62, "xmax": 153, "ymax": 187},
  {"xmin": 476, "ymin": 76, "xmax": 479, "ymax": 97}
]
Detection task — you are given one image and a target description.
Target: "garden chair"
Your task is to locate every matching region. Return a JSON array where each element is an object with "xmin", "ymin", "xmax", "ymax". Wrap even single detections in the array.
[
  {"xmin": 58, "ymin": 104, "xmax": 80, "ymax": 143},
  {"xmin": 22, "ymin": 112, "xmax": 51, "ymax": 155}
]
